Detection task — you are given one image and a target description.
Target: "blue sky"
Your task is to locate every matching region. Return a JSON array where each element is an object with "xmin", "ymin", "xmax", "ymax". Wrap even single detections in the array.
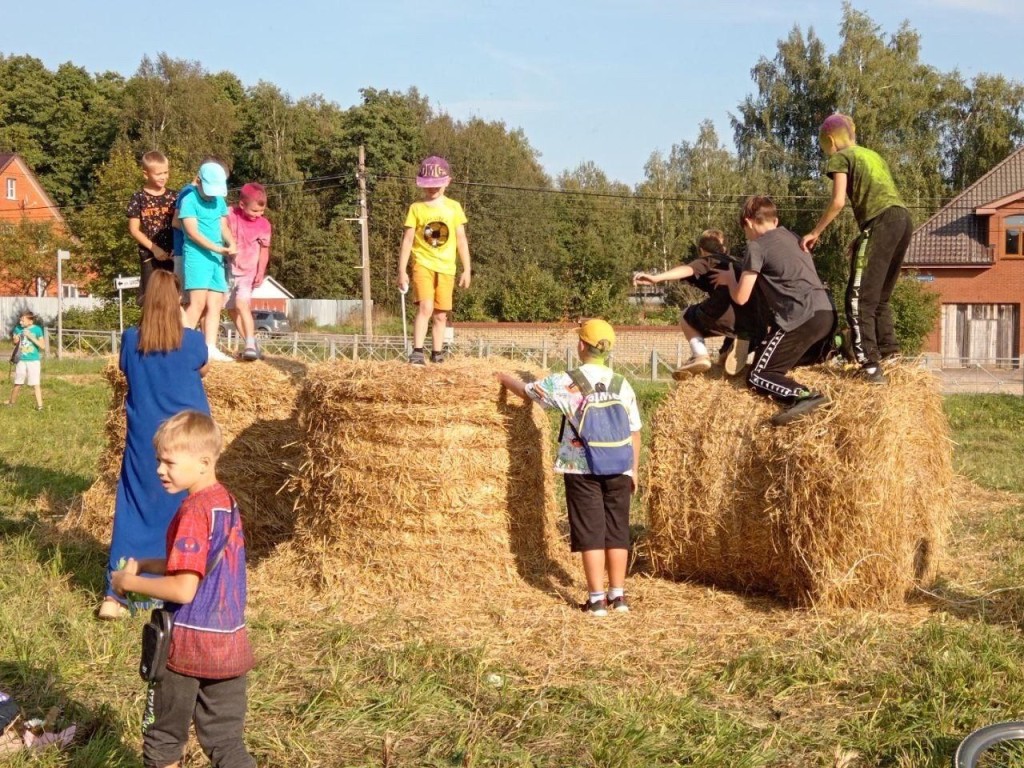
[{"xmin": 6, "ymin": 1, "xmax": 1024, "ymax": 186}]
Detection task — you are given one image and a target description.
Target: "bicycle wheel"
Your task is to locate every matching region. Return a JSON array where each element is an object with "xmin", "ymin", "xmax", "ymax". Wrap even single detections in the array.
[{"xmin": 954, "ymin": 722, "xmax": 1024, "ymax": 767}]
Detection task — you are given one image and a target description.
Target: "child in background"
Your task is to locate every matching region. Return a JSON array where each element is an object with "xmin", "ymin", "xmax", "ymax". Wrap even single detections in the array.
[
  {"xmin": 5, "ymin": 311, "xmax": 45, "ymax": 410},
  {"xmin": 112, "ymin": 411, "xmax": 255, "ymax": 768},
  {"xmin": 225, "ymin": 183, "xmax": 272, "ymax": 361},
  {"xmin": 179, "ymin": 161, "xmax": 236, "ymax": 363},
  {"xmin": 397, "ymin": 156, "xmax": 472, "ymax": 365},
  {"xmin": 497, "ymin": 319, "xmax": 642, "ymax": 616},
  {"xmin": 633, "ymin": 229, "xmax": 768, "ymax": 379},
  {"xmin": 713, "ymin": 196, "xmax": 835, "ymax": 427},
  {"xmin": 127, "ymin": 151, "xmax": 177, "ymax": 303},
  {"xmin": 801, "ymin": 113, "xmax": 914, "ymax": 384}
]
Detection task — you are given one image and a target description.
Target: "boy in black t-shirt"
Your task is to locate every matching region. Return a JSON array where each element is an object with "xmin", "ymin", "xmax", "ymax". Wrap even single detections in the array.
[
  {"xmin": 634, "ymin": 230, "xmax": 769, "ymax": 379},
  {"xmin": 713, "ymin": 196, "xmax": 835, "ymax": 426},
  {"xmin": 127, "ymin": 150, "xmax": 178, "ymax": 302}
]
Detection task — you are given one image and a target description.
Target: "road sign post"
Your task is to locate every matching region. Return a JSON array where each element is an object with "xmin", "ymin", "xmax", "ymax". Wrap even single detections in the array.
[{"xmin": 114, "ymin": 275, "xmax": 141, "ymax": 334}]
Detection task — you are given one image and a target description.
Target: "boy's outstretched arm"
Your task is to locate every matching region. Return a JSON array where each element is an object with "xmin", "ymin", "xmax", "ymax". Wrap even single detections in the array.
[
  {"xmin": 456, "ymin": 224, "xmax": 471, "ymax": 289},
  {"xmin": 495, "ymin": 372, "xmax": 531, "ymax": 402},
  {"xmin": 397, "ymin": 227, "xmax": 415, "ymax": 291},
  {"xmin": 633, "ymin": 264, "xmax": 695, "ymax": 286},
  {"xmin": 801, "ymin": 172, "xmax": 847, "ymax": 252}
]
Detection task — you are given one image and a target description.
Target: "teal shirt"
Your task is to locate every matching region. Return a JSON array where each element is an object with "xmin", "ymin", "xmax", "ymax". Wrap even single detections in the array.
[
  {"xmin": 179, "ymin": 191, "xmax": 228, "ymax": 265},
  {"xmin": 826, "ymin": 145, "xmax": 906, "ymax": 227},
  {"xmin": 11, "ymin": 324, "xmax": 44, "ymax": 362}
]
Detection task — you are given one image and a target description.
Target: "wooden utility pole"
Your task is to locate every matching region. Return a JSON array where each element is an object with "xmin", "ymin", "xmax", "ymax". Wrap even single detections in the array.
[{"xmin": 358, "ymin": 145, "xmax": 373, "ymax": 339}]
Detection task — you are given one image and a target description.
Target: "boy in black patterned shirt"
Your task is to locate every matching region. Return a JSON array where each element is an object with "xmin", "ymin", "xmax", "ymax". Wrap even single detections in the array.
[{"xmin": 127, "ymin": 150, "xmax": 178, "ymax": 302}]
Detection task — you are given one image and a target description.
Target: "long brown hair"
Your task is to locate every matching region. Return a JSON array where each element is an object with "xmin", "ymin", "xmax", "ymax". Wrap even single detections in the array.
[{"xmin": 138, "ymin": 270, "xmax": 184, "ymax": 353}]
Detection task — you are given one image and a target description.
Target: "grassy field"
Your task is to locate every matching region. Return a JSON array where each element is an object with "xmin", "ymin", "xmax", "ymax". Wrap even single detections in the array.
[{"xmin": 3, "ymin": 360, "xmax": 1024, "ymax": 767}]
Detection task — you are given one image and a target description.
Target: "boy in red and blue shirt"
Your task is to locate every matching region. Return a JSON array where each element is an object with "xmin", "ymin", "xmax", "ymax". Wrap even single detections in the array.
[{"xmin": 113, "ymin": 411, "xmax": 255, "ymax": 768}]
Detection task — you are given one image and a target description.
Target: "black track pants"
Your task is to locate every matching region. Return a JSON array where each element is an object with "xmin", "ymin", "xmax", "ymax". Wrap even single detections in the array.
[{"xmin": 845, "ymin": 206, "xmax": 914, "ymax": 365}]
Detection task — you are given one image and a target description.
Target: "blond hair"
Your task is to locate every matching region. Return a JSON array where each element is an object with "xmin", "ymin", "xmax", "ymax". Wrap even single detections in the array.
[
  {"xmin": 153, "ymin": 411, "xmax": 223, "ymax": 459},
  {"xmin": 141, "ymin": 150, "xmax": 168, "ymax": 170}
]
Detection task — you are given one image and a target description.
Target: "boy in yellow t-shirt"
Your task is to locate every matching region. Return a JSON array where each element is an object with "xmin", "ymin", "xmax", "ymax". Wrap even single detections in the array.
[{"xmin": 397, "ymin": 156, "xmax": 472, "ymax": 365}]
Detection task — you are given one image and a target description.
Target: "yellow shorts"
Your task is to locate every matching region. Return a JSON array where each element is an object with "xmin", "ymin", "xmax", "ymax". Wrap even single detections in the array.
[{"xmin": 412, "ymin": 263, "xmax": 455, "ymax": 312}]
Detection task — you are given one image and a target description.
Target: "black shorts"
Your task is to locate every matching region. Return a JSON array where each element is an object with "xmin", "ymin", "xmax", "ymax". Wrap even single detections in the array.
[
  {"xmin": 143, "ymin": 669, "xmax": 254, "ymax": 768},
  {"xmin": 683, "ymin": 304, "xmax": 736, "ymax": 339},
  {"xmin": 563, "ymin": 473, "xmax": 632, "ymax": 552}
]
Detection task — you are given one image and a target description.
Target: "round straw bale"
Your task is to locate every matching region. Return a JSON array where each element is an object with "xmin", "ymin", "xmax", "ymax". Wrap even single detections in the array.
[
  {"xmin": 63, "ymin": 358, "xmax": 304, "ymax": 556},
  {"xmin": 289, "ymin": 358, "xmax": 575, "ymax": 611},
  {"xmin": 645, "ymin": 364, "xmax": 952, "ymax": 609}
]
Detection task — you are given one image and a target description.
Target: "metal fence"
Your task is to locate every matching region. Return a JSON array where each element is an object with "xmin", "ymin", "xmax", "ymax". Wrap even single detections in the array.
[{"xmin": 47, "ymin": 328, "xmax": 1024, "ymax": 394}]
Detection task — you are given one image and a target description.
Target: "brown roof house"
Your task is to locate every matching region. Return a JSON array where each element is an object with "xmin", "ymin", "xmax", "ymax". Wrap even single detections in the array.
[
  {"xmin": 904, "ymin": 146, "xmax": 1024, "ymax": 367},
  {"xmin": 0, "ymin": 152, "xmax": 76, "ymax": 297}
]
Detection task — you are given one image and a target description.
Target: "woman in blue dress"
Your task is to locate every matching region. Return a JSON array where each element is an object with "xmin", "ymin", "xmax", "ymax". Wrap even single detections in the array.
[{"xmin": 98, "ymin": 270, "xmax": 211, "ymax": 619}]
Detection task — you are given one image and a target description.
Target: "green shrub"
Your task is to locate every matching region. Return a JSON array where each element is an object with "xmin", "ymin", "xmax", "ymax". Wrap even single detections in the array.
[
  {"xmin": 891, "ymin": 275, "xmax": 940, "ymax": 356},
  {"xmin": 63, "ymin": 301, "xmax": 141, "ymax": 331}
]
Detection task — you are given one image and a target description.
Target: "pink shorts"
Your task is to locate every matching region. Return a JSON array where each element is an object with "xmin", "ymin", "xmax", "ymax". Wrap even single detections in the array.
[{"xmin": 226, "ymin": 273, "xmax": 257, "ymax": 309}]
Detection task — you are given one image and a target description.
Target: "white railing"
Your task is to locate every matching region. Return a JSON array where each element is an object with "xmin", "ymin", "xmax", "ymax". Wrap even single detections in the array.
[{"xmin": 44, "ymin": 328, "xmax": 1024, "ymax": 394}]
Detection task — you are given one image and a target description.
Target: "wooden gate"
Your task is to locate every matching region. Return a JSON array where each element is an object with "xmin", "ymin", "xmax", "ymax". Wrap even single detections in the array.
[{"xmin": 941, "ymin": 303, "xmax": 1019, "ymax": 367}]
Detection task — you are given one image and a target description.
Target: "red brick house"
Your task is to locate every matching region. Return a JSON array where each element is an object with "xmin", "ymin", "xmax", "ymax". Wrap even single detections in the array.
[
  {"xmin": 0, "ymin": 152, "xmax": 74, "ymax": 297},
  {"xmin": 903, "ymin": 146, "xmax": 1024, "ymax": 367}
]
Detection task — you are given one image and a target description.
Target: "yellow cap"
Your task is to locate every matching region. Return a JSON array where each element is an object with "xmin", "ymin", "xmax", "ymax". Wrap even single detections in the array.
[{"xmin": 577, "ymin": 318, "xmax": 615, "ymax": 352}]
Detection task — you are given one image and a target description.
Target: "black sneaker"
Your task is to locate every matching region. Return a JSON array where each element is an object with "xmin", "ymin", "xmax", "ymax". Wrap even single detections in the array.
[
  {"xmin": 430, "ymin": 350, "xmax": 446, "ymax": 364},
  {"xmin": 608, "ymin": 595, "xmax": 630, "ymax": 613},
  {"xmin": 858, "ymin": 364, "xmax": 886, "ymax": 384},
  {"xmin": 580, "ymin": 598, "xmax": 609, "ymax": 617},
  {"xmin": 408, "ymin": 350, "xmax": 426, "ymax": 366},
  {"xmin": 771, "ymin": 392, "xmax": 830, "ymax": 426}
]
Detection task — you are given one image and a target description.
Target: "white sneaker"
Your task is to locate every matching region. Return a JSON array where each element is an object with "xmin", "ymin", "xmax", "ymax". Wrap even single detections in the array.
[{"xmin": 207, "ymin": 345, "xmax": 235, "ymax": 363}]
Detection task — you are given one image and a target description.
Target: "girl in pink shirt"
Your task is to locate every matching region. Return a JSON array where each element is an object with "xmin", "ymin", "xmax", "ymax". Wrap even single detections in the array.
[{"xmin": 225, "ymin": 183, "xmax": 272, "ymax": 361}]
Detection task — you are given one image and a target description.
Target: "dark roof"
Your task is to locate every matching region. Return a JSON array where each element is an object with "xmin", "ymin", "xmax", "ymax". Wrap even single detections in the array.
[
  {"xmin": 905, "ymin": 145, "xmax": 1024, "ymax": 266},
  {"xmin": 0, "ymin": 153, "xmax": 15, "ymax": 173}
]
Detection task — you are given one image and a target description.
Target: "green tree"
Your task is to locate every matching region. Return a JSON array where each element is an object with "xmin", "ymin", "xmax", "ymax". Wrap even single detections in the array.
[
  {"xmin": 0, "ymin": 55, "xmax": 123, "ymax": 206},
  {"xmin": 73, "ymin": 142, "xmax": 142, "ymax": 294},
  {"xmin": 944, "ymin": 73, "xmax": 1024, "ymax": 190},
  {"xmin": 121, "ymin": 54, "xmax": 240, "ymax": 169},
  {"xmin": 553, "ymin": 162, "xmax": 639, "ymax": 322}
]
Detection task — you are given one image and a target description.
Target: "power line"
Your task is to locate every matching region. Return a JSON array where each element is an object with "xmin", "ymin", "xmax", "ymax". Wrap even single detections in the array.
[{"xmin": 5, "ymin": 172, "xmax": 357, "ymax": 215}]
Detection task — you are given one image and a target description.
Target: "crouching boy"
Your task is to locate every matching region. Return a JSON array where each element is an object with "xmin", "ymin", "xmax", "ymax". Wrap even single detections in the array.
[
  {"xmin": 496, "ymin": 319, "xmax": 642, "ymax": 615},
  {"xmin": 112, "ymin": 411, "xmax": 255, "ymax": 768},
  {"xmin": 713, "ymin": 196, "xmax": 836, "ymax": 427}
]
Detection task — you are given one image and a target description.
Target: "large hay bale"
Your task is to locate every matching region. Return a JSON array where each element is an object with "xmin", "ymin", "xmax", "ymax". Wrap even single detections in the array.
[
  {"xmin": 64, "ymin": 359, "xmax": 304, "ymax": 556},
  {"xmin": 645, "ymin": 365, "xmax": 952, "ymax": 609},
  {"xmin": 289, "ymin": 358, "xmax": 575, "ymax": 610}
]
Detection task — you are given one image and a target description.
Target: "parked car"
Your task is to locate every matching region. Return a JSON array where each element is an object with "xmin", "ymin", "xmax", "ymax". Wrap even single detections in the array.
[{"xmin": 219, "ymin": 309, "xmax": 292, "ymax": 339}]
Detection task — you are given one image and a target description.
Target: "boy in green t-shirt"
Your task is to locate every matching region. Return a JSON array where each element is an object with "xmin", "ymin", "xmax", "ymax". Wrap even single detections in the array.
[
  {"xmin": 5, "ymin": 311, "xmax": 46, "ymax": 410},
  {"xmin": 800, "ymin": 113, "xmax": 913, "ymax": 385}
]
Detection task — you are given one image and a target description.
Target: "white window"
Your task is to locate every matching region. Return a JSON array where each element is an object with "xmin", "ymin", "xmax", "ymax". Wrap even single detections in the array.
[
  {"xmin": 62, "ymin": 284, "xmax": 79, "ymax": 299},
  {"xmin": 5, "ymin": 178, "xmax": 14, "ymax": 200}
]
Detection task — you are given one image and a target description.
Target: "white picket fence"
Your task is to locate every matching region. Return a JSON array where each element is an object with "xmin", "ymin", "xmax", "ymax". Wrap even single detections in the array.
[
  {"xmin": 0, "ymin": 296, "xmax": 104, "ymax": 325},
  {"xmin": 34, "ymin": 327, "xmax": 1024, "ymax": 394}
]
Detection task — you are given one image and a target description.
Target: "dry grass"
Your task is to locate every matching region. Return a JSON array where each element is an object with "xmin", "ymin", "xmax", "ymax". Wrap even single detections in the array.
[{"xmin": 643, "ymin": 364, "xmax": 954, "ymax": 609}]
